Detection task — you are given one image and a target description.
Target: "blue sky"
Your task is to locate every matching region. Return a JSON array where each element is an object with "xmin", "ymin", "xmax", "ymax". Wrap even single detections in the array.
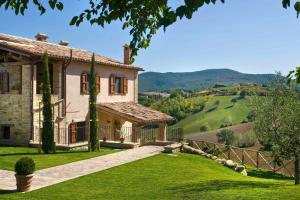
[{"xmin": 0, "ymin": 0, "xmax": 300, "ymax": 74}]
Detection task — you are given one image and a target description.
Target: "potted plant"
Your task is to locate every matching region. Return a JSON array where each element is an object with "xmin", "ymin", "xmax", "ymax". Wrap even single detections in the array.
[
  {"xmin": 15, "ymin": 157, "xmax": 36, "ymax": 192},
  {"xmin": 11, "ymin": 83, "xmax": 21, "ymax": 94}
]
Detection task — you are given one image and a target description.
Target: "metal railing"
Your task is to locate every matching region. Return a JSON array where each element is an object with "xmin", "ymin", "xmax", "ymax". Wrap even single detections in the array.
[{"xmin": 33, "ymin": 124, "xmax": 184, "ymax": 146}]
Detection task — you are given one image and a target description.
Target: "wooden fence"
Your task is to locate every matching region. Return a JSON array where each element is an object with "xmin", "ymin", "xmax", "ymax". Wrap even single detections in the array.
[{"xmin": 188, "ymin": 140, "xmax": 295, "ymax": 177}]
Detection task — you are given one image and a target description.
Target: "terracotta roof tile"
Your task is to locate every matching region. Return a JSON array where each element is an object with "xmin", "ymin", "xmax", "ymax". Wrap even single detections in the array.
[
  {"xmin": 98, "ymin": 102, "xmax": 173, "ymax": 123},
  {"xmin": 0, "ymin": 33, "xmax": 143, "ymax": 71}
]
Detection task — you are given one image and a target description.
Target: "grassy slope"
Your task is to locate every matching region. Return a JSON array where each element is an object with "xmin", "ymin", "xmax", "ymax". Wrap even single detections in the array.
[
  {"xmin": 175, "ymin": 96, "xmax": 251, "ymax": 134},
  {"xmin": 0, "ymin": 146, "xmax": 119, "ymax": 171},
  {"xmin": 1, "ymin": 153, "xmax": 299, "ymax": 200}
]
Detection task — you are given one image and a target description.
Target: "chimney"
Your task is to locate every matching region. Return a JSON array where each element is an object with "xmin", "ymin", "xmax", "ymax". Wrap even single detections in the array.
[
  {"xmin": 59, "ymin": 40, "xmax": 69, "ymax": 46},
  {"xmin": 35, "ymin": 33, "xmax": 48, "ymax": 42},
  {"xmin": 123, "ymin": 44, "xmax": 131, "ymax": 65}
]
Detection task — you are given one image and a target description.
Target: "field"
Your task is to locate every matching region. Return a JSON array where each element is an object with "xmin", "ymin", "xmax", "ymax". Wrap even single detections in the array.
[
  {"xmin": 174, "ymin": 95, "xmax": 251, "ymax": 134},
  {"xmin": 186, "ymin": 122, "xmax": 253, "ymax": 142},
  {"xmin": 1, "ymin": 153, "xmax": 299, "ymax": 200}
]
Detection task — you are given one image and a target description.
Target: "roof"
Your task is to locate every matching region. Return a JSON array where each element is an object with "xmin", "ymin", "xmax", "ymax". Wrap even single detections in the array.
[
  {"xmin": 0, "ymin": 33, "xmax": 143, "ymax": 71},
  {"xmin": 98, "ymin": 102, "xmax": 173, "ymax": 123}
]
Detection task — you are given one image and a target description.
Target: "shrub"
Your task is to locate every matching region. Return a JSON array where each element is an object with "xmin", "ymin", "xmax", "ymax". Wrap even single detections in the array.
[
  {"xmin": 207, "ymin": 147, "xmax": 222, "ymax": 156},
  {"xmin": 241, "ymin": 119, "xmax": 248, "ymax": 123},
  {"xmin": 217, "ymin": 129, "xmax": 235, "ymax": 145},
  {"xmin": 214, "ymin": 100, "xmax": 220, "ymax": 106},
  {"xmin": 231, "ymin": 98, "xmax": 237, "ymax": 103},
  {"xmin": 15, "ymin": 157, "xmax": 35, "ymax": 175},
  {"xmin": 239, "ymin": 90, "xmax": 247, "ymax": 99},
  {"xmin": 235, "ymin": 131, "xmax": 257, "ymax": 148},
  {"xmin": 247, "ymin": 111, "xmax": 255, "ymax": 122},
  {"xmin": 199, "ymin": 125, "xmax": 208, "ymax": 132}
]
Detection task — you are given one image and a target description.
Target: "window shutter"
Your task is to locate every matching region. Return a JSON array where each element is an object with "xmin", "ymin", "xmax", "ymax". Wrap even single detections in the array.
[
  {"xmin": 109, "ymin": 74, "xmax": 115, "ymax": 94},
  {"xmin": 81, "ymin": 73, "xmax": 88, "ymax": 94},
  {"xmin": 96, "ymin": 75, "xmax": 100, "ymax": 93},
  {"xmin": 2, "ymin": 72, "xmax": 9, "ymax": 93},
  {"xmin": 123, "ymin": 77, "xmax": 128, "ymax": 94}
]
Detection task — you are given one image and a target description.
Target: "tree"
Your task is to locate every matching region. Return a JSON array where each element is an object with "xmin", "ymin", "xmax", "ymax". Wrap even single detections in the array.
[
  {"xmin": 253, "ymin": 74, "xmax": 300, "ymax": 185},
  {"xmin": 89, "ymin": 53, "xmax": 99, "ymax": 151},
  {"xmin": 239, "ymin": 90, "xmax": 247, "ymax": 99},
  {"xmin": 42, "ymin": 52, "xmax": 54, "ymax": 154},
  {"xmin": 216, "ymin": 129, "xmax": 235, "ymax": 146}
]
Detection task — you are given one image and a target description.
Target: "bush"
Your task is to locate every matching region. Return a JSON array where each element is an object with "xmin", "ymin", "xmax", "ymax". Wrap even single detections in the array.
[
  {"xmin": 231, "ymin": 98, "xmax": 237, "ymax": 103},
  {"xmin": 239, "ymin": 90, "xmax": 247, "ymax": 99},
  {"xmin": 217, "ymin": 129, "xmax": 235, "ymax": 145},
  {"xmin": 214, "ymin": 100, "xmax": 220, "ymax": 106},
  {"xmin": 241, "ymin": 119, "xmax": 248, "ymax": 123},
  {"xmin": 206, "ymin": 147, "xmax": 222, "ymax": 156},
  {"xmin": 199, "ymin": 125, "xmax": 208, "ymax": 132},
  {"xmin": 235, "ymin": 131, "xmax": 257, "ymax": 148},
  {"xmin": 15, "ymin": 157, "xmax": 35, "ymax": 175},
  {"xmin": 247, "ymin": 111, "xmax": 255, "ymax": 122}
]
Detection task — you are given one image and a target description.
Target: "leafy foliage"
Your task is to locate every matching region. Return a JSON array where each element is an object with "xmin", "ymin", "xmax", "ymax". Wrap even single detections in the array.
[
  {"xmin": 42, "ymin": 52, "xmax": 54, "ymax": 154},
  {"xmin": 151, "ymin": 95, "xmax": 206, "ymax": 124},
  {"xmin": 235, "ymin": 131, "xmax": 256, "ymax": 148},
  {"xmin": 216, "ymin": 129, "xmax": 235, "ymax": 145},
  {"xmin": 89, "ymin": 53, "xmax": 99, "ymax": 151},
  {"xmin": 0, "ymin": 0, "xmax": 63, "ymax": 15},
  {"xmin": 15, "ymin": 157, "xmax": 35, "ymax": 175},
  {"xmin": 253, "ymin": 74, "xmax": 300, "ymax": 184}
]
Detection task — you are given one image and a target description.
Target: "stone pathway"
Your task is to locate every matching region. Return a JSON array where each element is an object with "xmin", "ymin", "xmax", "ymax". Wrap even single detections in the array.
[{"xmin": 0, "ymin": 146, "xmax": 163, "ymax": 192}]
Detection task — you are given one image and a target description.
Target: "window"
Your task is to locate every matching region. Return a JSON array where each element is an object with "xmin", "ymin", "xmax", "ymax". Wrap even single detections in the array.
[
  {"xmin": 109, "ymin": 74, "xmax": 128, "ymax": 95},
  {"xmin": 0, "ymin": 71, "xmax": 9, "ymax": 94},
  {"xmin": 115, "ymin": 77, "xmax": 122, "ymax": 94},
  {"xmin": 81, "ymin": 73, "xmax": 100, "ymax": 95},
  {"xmin": 1, "ymin": 126, "xmax": 10, "ymax": 139}
]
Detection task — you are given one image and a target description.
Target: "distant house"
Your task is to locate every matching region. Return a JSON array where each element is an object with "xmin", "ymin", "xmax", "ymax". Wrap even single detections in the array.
[{"xmin": 0, "ymin": 33, "xmax": 173, "ymax": 146}]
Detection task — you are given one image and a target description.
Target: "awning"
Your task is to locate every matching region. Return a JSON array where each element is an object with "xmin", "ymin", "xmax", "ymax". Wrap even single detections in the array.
[{"xmin": 98, "ymin": 102, "xmax": 173, "ymax": 123}]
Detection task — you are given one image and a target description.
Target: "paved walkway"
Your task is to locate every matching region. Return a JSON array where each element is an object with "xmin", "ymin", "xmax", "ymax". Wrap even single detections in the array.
[{"xmin": 0, "ymin": 146, "xmax": 163, "ymax": 192}]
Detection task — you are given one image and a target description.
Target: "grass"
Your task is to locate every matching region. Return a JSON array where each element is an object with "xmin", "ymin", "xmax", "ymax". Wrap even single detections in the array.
[
  {"xmin": 174, "ymin": 95, "xmax": 251, "ymax": 134},
  {"xmin": 1, "ymin": 153, "xmax": 299, "ymax": 200},
  {"xmin": 0, "ymin": 146, "xmax": 119, "ymax": 171}
]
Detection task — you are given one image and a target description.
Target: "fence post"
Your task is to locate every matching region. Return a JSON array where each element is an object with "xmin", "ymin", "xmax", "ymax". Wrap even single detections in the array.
[
  {"xmin": 228, "ymin": 146, "xmax": 231, "ymax": 159},
  {"xmin": 242, "ymin": 149, "xmax": 245, "ymax": 165},
  {"xmin": 256, "ymin": 152, "xmax": 259, "ymax": 169}
]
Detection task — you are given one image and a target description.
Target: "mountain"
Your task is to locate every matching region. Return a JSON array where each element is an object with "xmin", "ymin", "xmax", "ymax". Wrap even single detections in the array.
[{"xmin": 139, "ymin": 69, "xmax": 276, "ymax": 92}]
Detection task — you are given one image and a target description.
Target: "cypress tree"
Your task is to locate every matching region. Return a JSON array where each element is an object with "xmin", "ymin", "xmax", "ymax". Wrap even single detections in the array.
[
  {"xmin": 42, "ymin": 52, "xmax": 54, "ymax": 153},
  {"xmin": 89, "ymin": 53, "xmax": 99, "ymax": 151}
]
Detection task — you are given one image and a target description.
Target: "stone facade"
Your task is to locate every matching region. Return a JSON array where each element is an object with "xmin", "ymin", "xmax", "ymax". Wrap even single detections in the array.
[{"xmin": 0, "ymin": 65, "xmax": 31, "ymax": 145}]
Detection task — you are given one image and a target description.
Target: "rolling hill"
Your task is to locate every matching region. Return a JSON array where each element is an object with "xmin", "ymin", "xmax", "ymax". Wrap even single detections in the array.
[
  {"xmin": 139, "ymin": 69, "xmax": 276, "ymax": 92},
  {"xmin": 173, "ymin": 95, "xmax": 251, "ymax": 134}
]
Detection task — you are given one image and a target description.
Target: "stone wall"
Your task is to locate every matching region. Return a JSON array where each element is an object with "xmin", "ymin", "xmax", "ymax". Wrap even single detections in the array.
[
  {"xmin": 0, "ymin": 65, "xmax": 21, "ymax": 93},
  {"xmin": 0, "ymin": 65, "xmax": 31, "ymax": 146}
]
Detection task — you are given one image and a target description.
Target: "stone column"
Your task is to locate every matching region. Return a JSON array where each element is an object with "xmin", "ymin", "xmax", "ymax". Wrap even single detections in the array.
[
  {"xmin": 18, "ymin": 65, "xmax": 32, "ymax": 145},
  {"xmin": 159, "ymin": 123, "xmax": 167, "ymax": 141}
]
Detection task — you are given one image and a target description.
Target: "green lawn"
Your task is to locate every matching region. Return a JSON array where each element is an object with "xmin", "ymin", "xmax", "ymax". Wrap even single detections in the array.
[
  {"xmin": 0, "ymin": 146, "xmax": 119, "ymax": 171},
  {"xmin": 1, "ymin": 153, "xmax": 299, "ymax": 200},
  {"xmin": 175, "ymin": 96, "xmax": 251, "ymax": 134}
]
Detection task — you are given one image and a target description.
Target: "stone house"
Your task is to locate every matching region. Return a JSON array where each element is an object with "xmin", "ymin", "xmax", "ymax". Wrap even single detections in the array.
[{"xmin": 0, "ymin": 33, "xmax": 174, "ymax": 147}]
